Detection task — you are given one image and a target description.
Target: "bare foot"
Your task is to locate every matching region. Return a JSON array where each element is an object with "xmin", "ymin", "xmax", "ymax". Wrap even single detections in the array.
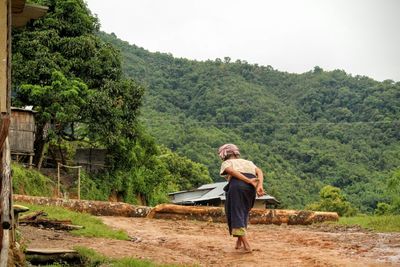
[
  {"xmin": 243, "ymin": 248, "xmax": 253, "ymax": 253},
  {"xmin": 235, "ymin": 237, "xmax": 243, "ymax": 249},
  {"xmin": 241, "ymin": 236, "xmax": 252, "ymax": 252}
]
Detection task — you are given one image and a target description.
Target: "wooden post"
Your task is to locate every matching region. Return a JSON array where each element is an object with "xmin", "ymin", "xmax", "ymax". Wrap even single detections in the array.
[
  {"xmin": 0, "ymin": 0, "xmax": 10, "ymax": 264},
  {"xmin": 0, "ymin": 229, "xmax": 9, "ymax": 267},
  {"xmin": 57, "ymin": 162, "xmax": 60, "ymax": 197},
  {"xmin": 29, "ymin": 154, "xmax": 33, "ymax": 169},
  {"xmin": 1, "ymin": 138, "xmax": 11, "ymax": 230},
  {"xmin": 77, "ymin": 167, "xmax": 81, "ymax": 200},
  {"xmin": 0, "ymin": 0, "xmax": 9, "ymax": 114}
]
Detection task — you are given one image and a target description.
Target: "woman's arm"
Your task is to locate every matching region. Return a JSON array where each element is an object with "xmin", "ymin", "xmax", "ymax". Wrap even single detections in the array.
[
  {"xmin": 223, "ymin": 167, "xmax": 258, "ymax": 188},
  {"xmin": 255, "ymin": 167, "xmax": 265, "ymax": 196}
]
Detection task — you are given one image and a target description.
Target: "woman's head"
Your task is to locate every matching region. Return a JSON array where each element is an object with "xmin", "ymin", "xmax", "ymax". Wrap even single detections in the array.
[{"xmin": 218, "ymin": 143, "xmax": 240, "ymax": 161}]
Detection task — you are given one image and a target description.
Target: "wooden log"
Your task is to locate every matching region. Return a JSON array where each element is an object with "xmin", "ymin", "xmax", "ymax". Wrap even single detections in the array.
[
  {"xmin": 149, "ymin": 204, "xmax": 225, "ymax": 218},
  {"xmin": 18, "ymin": 210, "xmax": 83, "ymax": 231},
  {"xmin": 148, "ymin": 204, "xmax": 339, "ymax": 225},
  {"xmin": 25, "ymin": 248, "xmax": 81, "ymax": 265},
  {"xmin": 13, "ymin": 194, "xmax": 152, "ymax": 217},
  {"xmin": 19, "ymin": 210, "xmax": 45, "ymax": 221},
  {"xmin": 12, "ymin": 196, "xmax": 339, "ymax": 225},
  {"xmin": 19, "ymin": 218, "xmax": 83, "ymax": 231}
]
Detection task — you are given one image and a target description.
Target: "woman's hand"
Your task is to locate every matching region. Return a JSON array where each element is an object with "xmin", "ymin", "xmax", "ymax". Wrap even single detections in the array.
[
  {"xmin": 256, "ymin": 185, "xmax": 265, "ymax": 196},
  {"xmin": 249, "ymin": 178, "xmax": 259, "ymax": 189},
  {"xmin": 224, "ymin": 167, "xmax": 258, "ymax": 188},
  {"xmin": 255, "ymin": 167, "xmax": 265, "ymax": 196}
]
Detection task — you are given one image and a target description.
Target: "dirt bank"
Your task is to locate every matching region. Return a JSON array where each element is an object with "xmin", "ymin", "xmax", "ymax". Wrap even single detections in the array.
[{"xmin": 21, "ymin": 217, "xmax": 400, "ymax": 266}]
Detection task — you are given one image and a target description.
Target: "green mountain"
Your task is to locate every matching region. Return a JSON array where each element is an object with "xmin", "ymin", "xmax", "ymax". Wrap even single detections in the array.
[{"xmin": 100, "ymin": 32, "xmax": 400, "ymax": 211}]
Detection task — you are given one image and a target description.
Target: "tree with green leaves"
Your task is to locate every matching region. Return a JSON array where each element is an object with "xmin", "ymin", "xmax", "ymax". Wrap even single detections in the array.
[
  {"xmin": 306, "ymin": 185, "xmax": 357, "ymax": 216},
  {"xmin": 12, "ymin": 0, "xmax": 143, "ymax": 167}
]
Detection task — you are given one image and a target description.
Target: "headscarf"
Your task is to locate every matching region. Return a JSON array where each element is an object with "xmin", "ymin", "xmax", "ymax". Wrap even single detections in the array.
[{"xmin": 218, "ymin": 143, "xmax": 240, "ymax": 160}]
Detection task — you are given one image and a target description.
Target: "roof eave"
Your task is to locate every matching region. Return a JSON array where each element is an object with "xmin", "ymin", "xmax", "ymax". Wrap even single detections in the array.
[{"xmin": 12, "ymin": 2, "xmax": 48, "ymax": 28}]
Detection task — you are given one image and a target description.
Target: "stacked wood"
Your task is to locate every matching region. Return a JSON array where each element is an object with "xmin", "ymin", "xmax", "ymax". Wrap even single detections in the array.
[
  {"xmin": 148, "ymin": 204, "xmax": 339, "ymax": 225},
  {"xmin": 13, "ymin": 194, "xmax": 152, "ymax": 217},
  {"xmin": 19, "ymin": 211, "xmax": 83, "ymax": 231}
]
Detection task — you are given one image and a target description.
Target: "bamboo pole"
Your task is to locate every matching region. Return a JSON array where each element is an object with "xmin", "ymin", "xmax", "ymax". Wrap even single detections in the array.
[
  {"xmin": 57, "ymin": 162, "xmax": 60, "ymax": 197},
  {"xmin": 77, "ymin": 167, "xmax": 80, "ymax": 200}
]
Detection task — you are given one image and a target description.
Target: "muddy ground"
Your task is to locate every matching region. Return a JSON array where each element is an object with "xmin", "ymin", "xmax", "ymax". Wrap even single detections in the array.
[{"xmin": 21, "ymin": 216, "xmax": 400, "ymax": 267}]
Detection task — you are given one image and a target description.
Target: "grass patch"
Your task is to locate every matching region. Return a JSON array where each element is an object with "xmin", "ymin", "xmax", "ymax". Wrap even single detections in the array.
[
  {"xmin": 75, "ymin": 246, "xmax": 186, "ymax": 267},
  {"xmin": 16, "ymin": 202, "xmax": 129, "ymax": 240},
  {"xmin": 12, "ymin": 163, "xmax": 54, "ymax": 197},
  {"xmin": 338, "ymin": 215, "xmax": 400, "ymax": 232}
]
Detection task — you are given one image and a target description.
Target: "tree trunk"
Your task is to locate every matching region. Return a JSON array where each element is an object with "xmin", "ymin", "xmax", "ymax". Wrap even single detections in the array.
[
  {"xmin": 33, "ymin": 123, "xmax": 46, "ymax": 169},
  {"xmin": 13, "ymin": 196, "xmax": 339, "ymax": 225},
  {"xmin": 148, "ymin": 204, "xmax": 339, "ymax": 225},
  {"xmin": 13, "ymin": 195, "xmax": 152, "ymax": 217},
  {"xmin": 25, "ymin": 249, "xmax": 80, "ymax": 266}
]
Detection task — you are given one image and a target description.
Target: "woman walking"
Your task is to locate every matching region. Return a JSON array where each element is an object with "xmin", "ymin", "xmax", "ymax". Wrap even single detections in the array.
[{"xmin": 218, "ymin": 144, "xmax": 265, "ymax": 252}]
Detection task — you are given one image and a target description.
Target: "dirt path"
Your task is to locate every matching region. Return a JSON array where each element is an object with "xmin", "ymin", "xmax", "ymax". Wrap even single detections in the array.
[{"xmin": 21, "ymin": 217, "xmax": 400, "ymax": 266}]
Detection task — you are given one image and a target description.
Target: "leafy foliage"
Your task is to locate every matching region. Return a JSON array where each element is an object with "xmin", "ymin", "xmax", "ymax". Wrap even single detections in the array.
[
  {"xmin": 16, "ymin": 71, "xmax": 89, "ymax": 140},
  {"xmin": 100, "ymin": 32, "xmax": 400, "ymax": 211},
  {"xmin": 12, "ymin": 0, "xmax": 144, "ymax": 166},
  {"xmin": 11, "ymin": 0, "xmax": 211, "ymax": 205},
  {"xmin": 306, "ymin": 185, "xmax": 357, "ymax": 216},
  {"xmin": 11, "ymin": 0, "xmax": 400, "ymax": 211}
]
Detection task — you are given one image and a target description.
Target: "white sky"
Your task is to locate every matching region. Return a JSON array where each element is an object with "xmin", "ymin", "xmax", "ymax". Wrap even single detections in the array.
[{"xmin": 85, "ymin": 0, "xmax": 400, "ymax": 82}]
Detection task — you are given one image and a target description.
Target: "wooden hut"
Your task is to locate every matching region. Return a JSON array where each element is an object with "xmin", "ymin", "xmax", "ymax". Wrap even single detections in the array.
[
  {"xmin": 10, "ymin": 107, "xmax": 36, "ymax": 167},
  {"xmin": 74, "ymin": 148, "xmax": 108, "ymax": 173},
  {"xmin": 0, "ymin": 1, "xmax": 47, "ymax": 266}
]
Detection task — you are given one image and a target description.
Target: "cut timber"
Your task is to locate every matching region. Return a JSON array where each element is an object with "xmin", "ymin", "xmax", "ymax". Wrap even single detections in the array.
[
  {"xmin": 19, "ymin": 218, "xmax": 83, "ymax": 231},
  {"xmin": 25, "ymin": 248, "xmax": 80, "ymax": 265},
  {"xmin": 19, "ymin": 210, "xmax": 83, "ymax": 230},
  {"xmin": 148, "ymin": 204, "xmax": 339, "ymax": 225},
  {"xmin": 13, "ymin": 195, "xmax": 339, "ymax": 225},
  {"xmin": 19, "ymin": 210, "xmax": 45, "ymax": 221},
  {"xmin": 13, "ymin": 194, "xmax": 152, "ymax": 217},
  {"xmin": 148, "ymin": 204, "xmax": 226, "ymax": 222}
]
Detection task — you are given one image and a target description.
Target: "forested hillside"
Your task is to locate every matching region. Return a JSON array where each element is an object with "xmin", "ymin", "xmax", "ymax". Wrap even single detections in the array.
[{"xmin": 100, "ymin": 32, "xmax": 400, "ymax": 212}]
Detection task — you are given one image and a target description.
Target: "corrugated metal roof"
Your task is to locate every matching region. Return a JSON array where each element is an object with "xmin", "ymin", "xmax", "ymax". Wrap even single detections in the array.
[{"xmin": 170, "ymin": 182, "xmax": 280, "ymax": 205}]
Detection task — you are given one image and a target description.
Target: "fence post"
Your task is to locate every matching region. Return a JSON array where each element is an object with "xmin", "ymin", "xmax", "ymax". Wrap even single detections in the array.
[
  {"xmin": 57, "ymin": 162, "xmax": 60, "ymax": 198},
  {"xmin": 77, "ymin": 167, "xmax": 80, "ymax": 200}
]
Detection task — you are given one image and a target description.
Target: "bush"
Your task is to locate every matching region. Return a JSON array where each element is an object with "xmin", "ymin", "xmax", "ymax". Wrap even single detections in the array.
[
  {"xmin": 306, "ymin": 185, "xmax": 357, "ymax": 217},
  {"xmin": 375, "ymin": 202, "xmax": 392, "ymax": 215}
]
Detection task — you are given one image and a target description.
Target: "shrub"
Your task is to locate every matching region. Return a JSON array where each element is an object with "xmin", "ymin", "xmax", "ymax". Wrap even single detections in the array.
[
  {"xmin": 306, "ymin": 185, "xmax": 357, "ymax": 216},
  {"xmin": 375, "ymin": 202, "xmax": 392, "ymax": 215}
]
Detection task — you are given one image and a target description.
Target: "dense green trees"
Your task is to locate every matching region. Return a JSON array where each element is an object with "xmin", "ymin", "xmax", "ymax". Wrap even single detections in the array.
[
  {"xmin": 11, "ymin": 0, "xmax": 211, "ymax": 205},
  {"xmin": 12, "ymin": 0, "xmax": 136, "ymax": 167},
  {"xmin": 101, "ymin": 32, "xmax": 400, "ymax": 212},
  {"xmin": 11, "ymin": 0, "xmax": 399, "ymax": 210},
  {"xmin": 376, "ymin": 168, "xmax": 400, "ymax": 214}
]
